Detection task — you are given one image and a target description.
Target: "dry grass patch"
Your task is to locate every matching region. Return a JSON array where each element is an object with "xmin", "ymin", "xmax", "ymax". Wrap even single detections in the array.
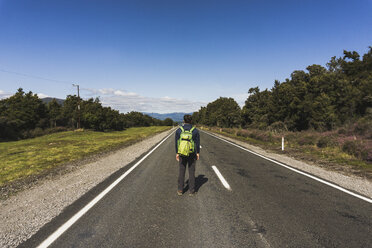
[{"xmin": 205, "ymin": 126, "xmax": 372, "ymax": 178}]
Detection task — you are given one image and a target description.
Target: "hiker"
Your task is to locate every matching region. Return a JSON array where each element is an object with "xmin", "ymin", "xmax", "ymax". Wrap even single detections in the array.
[{"xmin": 175, "ymin": 114, "xmax": 200, "ymax": 196}]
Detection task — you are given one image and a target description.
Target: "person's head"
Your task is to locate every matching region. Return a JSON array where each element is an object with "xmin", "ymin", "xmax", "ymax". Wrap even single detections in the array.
[{"xmin": 183, "ymin": 114, "xmax": 192, "ymax": 124}]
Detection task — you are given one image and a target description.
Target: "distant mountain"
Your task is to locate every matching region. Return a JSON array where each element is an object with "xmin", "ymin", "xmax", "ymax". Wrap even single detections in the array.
[
  {"xmin": 41, "ymin": 97, "xmax": 65, "ymax": 105},
  {"xmin": 144, "ymin": 112, "xmax": 193, "ymax": 122},
  {"xmin": 38, "ymin": 98, "xmax": 191, "ymax": 122}
]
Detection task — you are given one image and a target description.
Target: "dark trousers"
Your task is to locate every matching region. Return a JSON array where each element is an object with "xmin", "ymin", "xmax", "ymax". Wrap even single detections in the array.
[{"xmin": 178, "ymin": 155, "xmax": 196, "ymax": 193}]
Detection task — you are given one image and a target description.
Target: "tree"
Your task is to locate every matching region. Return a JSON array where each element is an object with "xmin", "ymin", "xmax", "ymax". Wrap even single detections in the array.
[
  {"xmin": 163, "ymin": 118, "xmax": 174, "ymax": 126},
  {"xmin": 194, "ymin": 97, "xmax": 241, "ymax": 128},
  {"xmin": 60, "ymin": 95, "xmax": 80, "ymax": 128},
  {"xmin": 47, "ymin": 99, "xmax": 62, "ymax": 128},
  {"xmin": 242, "ymin": 87, "xmax": 271, "ymax": 129},
  {"xmin": 0, "ymin": 88, "xmax": 48, "ymax": 139}
]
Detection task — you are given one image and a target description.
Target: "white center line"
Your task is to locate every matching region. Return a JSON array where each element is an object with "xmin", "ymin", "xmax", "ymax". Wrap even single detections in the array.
[
  {"xmin": 37, "ymin": 130, "xmax": 176, "ymax": 248},
  {"xmin": 212, "ymin": 165, "xmax": 232, "ymax": 191}
]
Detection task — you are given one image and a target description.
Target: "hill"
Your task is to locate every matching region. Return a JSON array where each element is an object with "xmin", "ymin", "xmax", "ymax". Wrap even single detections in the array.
[
  {"xmin": 144, "ymin": 112, "xmax": 192, "ymax": 122},
  {"xmin": 41, "ymin": 97, "xmax": 65, "ymax": 105}
]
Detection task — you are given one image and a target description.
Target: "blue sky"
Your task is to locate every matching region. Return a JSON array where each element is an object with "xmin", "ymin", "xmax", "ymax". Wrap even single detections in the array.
[{"xmin": 0, "ymin": 0, "xmax": 371, "ymax": 113}]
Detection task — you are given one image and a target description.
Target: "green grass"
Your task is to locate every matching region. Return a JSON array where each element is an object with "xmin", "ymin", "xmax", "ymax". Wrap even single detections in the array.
[{"xmin": 0, "ymin": 126, "xmax": 171, "ymax": 186}]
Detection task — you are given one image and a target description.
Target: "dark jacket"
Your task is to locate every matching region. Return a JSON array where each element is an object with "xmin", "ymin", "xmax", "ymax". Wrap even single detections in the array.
[{"xmin": 175, "ymin": 123, "xmax": 200, "ymax": 154}]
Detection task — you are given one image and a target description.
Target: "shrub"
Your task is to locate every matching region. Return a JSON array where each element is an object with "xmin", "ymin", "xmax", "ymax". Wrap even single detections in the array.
[
  {"xmin": 43, "ymin": 126, "xmax": 69, "ymax": 134},
  {"xmin": 222, "ymin": 128, "xmax": 235, "ymax": 134},
  {"xmin": 255, "ymin": 132, "xmax": 276, "ymax": 142},
  {"xmin": 337, "ymin": 128, "xmax": 347, "ymax": 135},
  {"xmin": 19, "ymin": 127, "xmax": 70, "ymax": 139},
  {"xmin": 297, "ymin": 135, "xmax": 318, "ymax": 146},
  {"xmin": 317, "ymin": 136, "xmax": 336, "ymax": 148},
  {"xmin": 248, "ymin": 131, "xmax": 260, "ymax": 140},
  {"xmin": 30, "ymin": 127, "xmax": 44, "ymax": 137},
  {"xmin": 342, "ymin": 140, "xmax": 368, "ymax": 160},
  {"xmin": 284, "ymin": 132, "xmax": 298, "ymax": 142},
  {"xmin": 237, "ymin": 129, "xmax": 250, "ymax": 138},
  {"xmin": 353, "ymin": 119, "xmax": 371, "ymax": 135},
  {"xmin": 268, "ymin": 121, "xmax": 288, "ymax": 133}
]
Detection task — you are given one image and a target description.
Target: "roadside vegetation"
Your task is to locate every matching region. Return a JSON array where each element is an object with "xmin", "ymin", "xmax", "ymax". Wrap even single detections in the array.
[
  {"xmin": 0, "ymin": 89, "xmax": 175, "ymax": 141},
  {"xmin": 193, "ymin": 47, "xmax": 372, "ymax": 176},
  {"xmin": 0, "ymin": 126, "xmax": 171, "ymax": 187},
  {"xmin": 204, "ymin": 121, "xmax": 372, "ymax": 177},
  {"xmin": 193, "ymin": 47, "xmax": 372, "ymax": 131}
]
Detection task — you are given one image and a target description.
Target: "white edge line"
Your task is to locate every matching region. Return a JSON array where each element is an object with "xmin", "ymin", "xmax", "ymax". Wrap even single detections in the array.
[
  {"xmin": 37, "ymin": 130, "xmax": 176, "ymax": 248},
  {"xmin": 211, "ymin": 165, "xmax": 232, "ymax": 191},
  {"xmin": 203, "ymin": 130, "xmax": 372, "ymax": 204}
]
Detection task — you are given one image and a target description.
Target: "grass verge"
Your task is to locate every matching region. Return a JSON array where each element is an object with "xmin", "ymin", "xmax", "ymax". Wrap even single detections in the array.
[
  {"xmin": 0, "ymin": 126, "xmax": 171, "ymax": 188},
  {"xmin": 203, "ymin": 126, "xmax": 372, "ymax": 178}
]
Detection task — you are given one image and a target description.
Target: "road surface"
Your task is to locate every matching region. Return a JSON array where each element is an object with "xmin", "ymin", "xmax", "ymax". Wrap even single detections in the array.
[{"xmin": 20, "ymin": 131, "xmax": 372, "ymax": 247}]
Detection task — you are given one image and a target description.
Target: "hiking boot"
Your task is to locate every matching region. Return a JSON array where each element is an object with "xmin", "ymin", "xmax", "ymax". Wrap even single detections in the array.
[
  {"xmin": 189, "ymin": 191, "xmax": 197, "ymax": 196},
  {"xmin": 177, "ymin": 190, "xmax": 183, "ymax": 196}
]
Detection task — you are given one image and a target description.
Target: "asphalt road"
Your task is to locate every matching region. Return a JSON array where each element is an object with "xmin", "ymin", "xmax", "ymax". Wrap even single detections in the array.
[{"xmin": 20, "ymin": 131, "xmax": 372, "ymax": 248}]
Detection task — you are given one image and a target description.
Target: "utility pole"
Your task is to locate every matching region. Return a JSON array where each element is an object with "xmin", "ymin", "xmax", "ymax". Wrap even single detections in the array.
[{"xmin": 72, "ymin": 84, "xmax": 81, "ymax": 129}]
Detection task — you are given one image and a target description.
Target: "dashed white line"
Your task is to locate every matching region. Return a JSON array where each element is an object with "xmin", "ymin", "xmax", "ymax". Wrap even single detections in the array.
[
  {"xmin": 203, "ymin": 131, "xmax": 372, "ymax": 204},
  {"xmin": 212, "ymin": 165, "xmax": 232, "ymax": 191},
  {"xmin": 37, "ymin": 130, "xmax": 176, "ymax": 248}
]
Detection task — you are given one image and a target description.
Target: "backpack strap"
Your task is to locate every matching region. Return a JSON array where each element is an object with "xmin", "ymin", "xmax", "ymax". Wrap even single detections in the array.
[
  {"xmin": 190, "ymin": 127, "xmax": 195, "ymax": 132},
  {"xmin": 180, "ymin": 126, "xmax": 184, "ymax": 132}
]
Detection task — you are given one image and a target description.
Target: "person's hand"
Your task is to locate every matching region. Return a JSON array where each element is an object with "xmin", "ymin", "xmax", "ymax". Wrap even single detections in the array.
[
  {"xmin": 196, "ymin": 153, "xmax": 200, "ymax": 160},
  {"xmin": 176, "ymin": 154, "xmax": 179, "ymax": 161}
]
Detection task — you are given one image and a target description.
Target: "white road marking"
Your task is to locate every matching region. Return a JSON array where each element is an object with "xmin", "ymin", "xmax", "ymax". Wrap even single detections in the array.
[
  {"xmin": 212, "ymin": 165, "xmax": 232, "ymax": 190},
  {"xmin": 203, "ymin": 131, "xmax": 372, "ymax": 204},
  {"xmin": 37, "ymin": 130, "xmax": 176, "ymax": 248}
]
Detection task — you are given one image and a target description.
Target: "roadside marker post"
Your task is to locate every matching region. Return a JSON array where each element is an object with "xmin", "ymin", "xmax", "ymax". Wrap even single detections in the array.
[{"xmin": 282, "ymin": 136, "xmax": 284, "ymax": 151}]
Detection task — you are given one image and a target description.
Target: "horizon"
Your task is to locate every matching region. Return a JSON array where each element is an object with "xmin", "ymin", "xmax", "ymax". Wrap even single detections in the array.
[{"xmin": 1, "ymin": 0, "xmax": 371, "ymax": 113}]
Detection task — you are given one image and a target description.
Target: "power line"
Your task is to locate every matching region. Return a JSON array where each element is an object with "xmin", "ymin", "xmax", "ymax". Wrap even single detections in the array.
[{"xmin": 0, "ymin": 68, "xmax": 73, "ymax": 85}]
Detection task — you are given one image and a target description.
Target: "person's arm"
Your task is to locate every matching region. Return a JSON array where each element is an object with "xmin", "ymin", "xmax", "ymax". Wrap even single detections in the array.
[
  {"xmin": 175, "ymin": 128, "xmax": 180, "ymax": 161},
  {"xmin": 175, "ymin": 129, "xmax": 180, "ymax": 153},
  {"xmin": 194, "ymin": 129, "xmax": 200, "ymax": 160}
]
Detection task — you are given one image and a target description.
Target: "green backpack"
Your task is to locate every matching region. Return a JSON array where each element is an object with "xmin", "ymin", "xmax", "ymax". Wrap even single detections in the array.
[{"xmin": 177, "ymin": 126, "xmax": 195, "ymax": 156}]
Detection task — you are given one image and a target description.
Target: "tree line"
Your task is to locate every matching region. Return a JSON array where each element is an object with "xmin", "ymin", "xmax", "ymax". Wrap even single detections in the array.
[
  {"xmin": 192, "ymin": 47, "xmax": 372, "ymax": 131},
  {"xmin": 0, "ymin": 89, "xmax": 174, "ymax": 141}
]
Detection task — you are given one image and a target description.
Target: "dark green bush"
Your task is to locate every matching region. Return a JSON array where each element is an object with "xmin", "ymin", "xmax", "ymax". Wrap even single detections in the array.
[
  {"xmin": 353, "ymin": 119, "xmax": 371, "ymax": 135},
  {"xmin": 268, "ymin": 121, "xmax": 288, "ymax": 133},
  {"xmin": 337, "ymin": 128, "xmax": 347, "ymax": 135},
  {"xmin": 317, "ymin": 136, "xmax": 336, "ymax": 148},
  {"xmin": 342, "ymin": 140, "xmax": 368, "ymax": 160},
  {"xmin": 248, "ymin": 131, "xmax": 260, "ymax": 140}
]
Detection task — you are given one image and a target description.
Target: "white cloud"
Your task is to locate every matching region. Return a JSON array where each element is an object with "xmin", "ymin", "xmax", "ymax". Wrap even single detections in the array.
[
  {"xmin": 230, "ymin": 93, "xmax": 249, "ymax": 107},
  {"xmin": 0, "ymin": 90, "xmax": 52, "ymax": 100},
  {"xmin": 37, "ymin": 93, "xmax": 50, "ymax": 98},
  {"xmin": 82, "ymin": 87, "xmax": 206, "ymax": 114},
  {"xmin": 0, "ymin": 90, "xmax": 11, "ymax": 99},
  {"xmin": 113, "ymin": 90, "xmax": 138, "ymax": 97}
]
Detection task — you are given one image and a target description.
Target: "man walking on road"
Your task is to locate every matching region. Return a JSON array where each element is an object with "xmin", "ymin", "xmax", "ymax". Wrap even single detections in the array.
[{"xmin": 175, "ymin": 115, "xmax": 200, "ymax": 196}]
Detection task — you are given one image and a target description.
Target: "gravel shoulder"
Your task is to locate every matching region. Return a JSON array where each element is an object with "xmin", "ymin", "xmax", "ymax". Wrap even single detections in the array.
[
  {"xmin": 206, "ymin": 130, "xmax": 372, "ymax": 199},
  {"xmin": 0, "ymin": 128, "xmax": 175, "ymax": 248}
]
